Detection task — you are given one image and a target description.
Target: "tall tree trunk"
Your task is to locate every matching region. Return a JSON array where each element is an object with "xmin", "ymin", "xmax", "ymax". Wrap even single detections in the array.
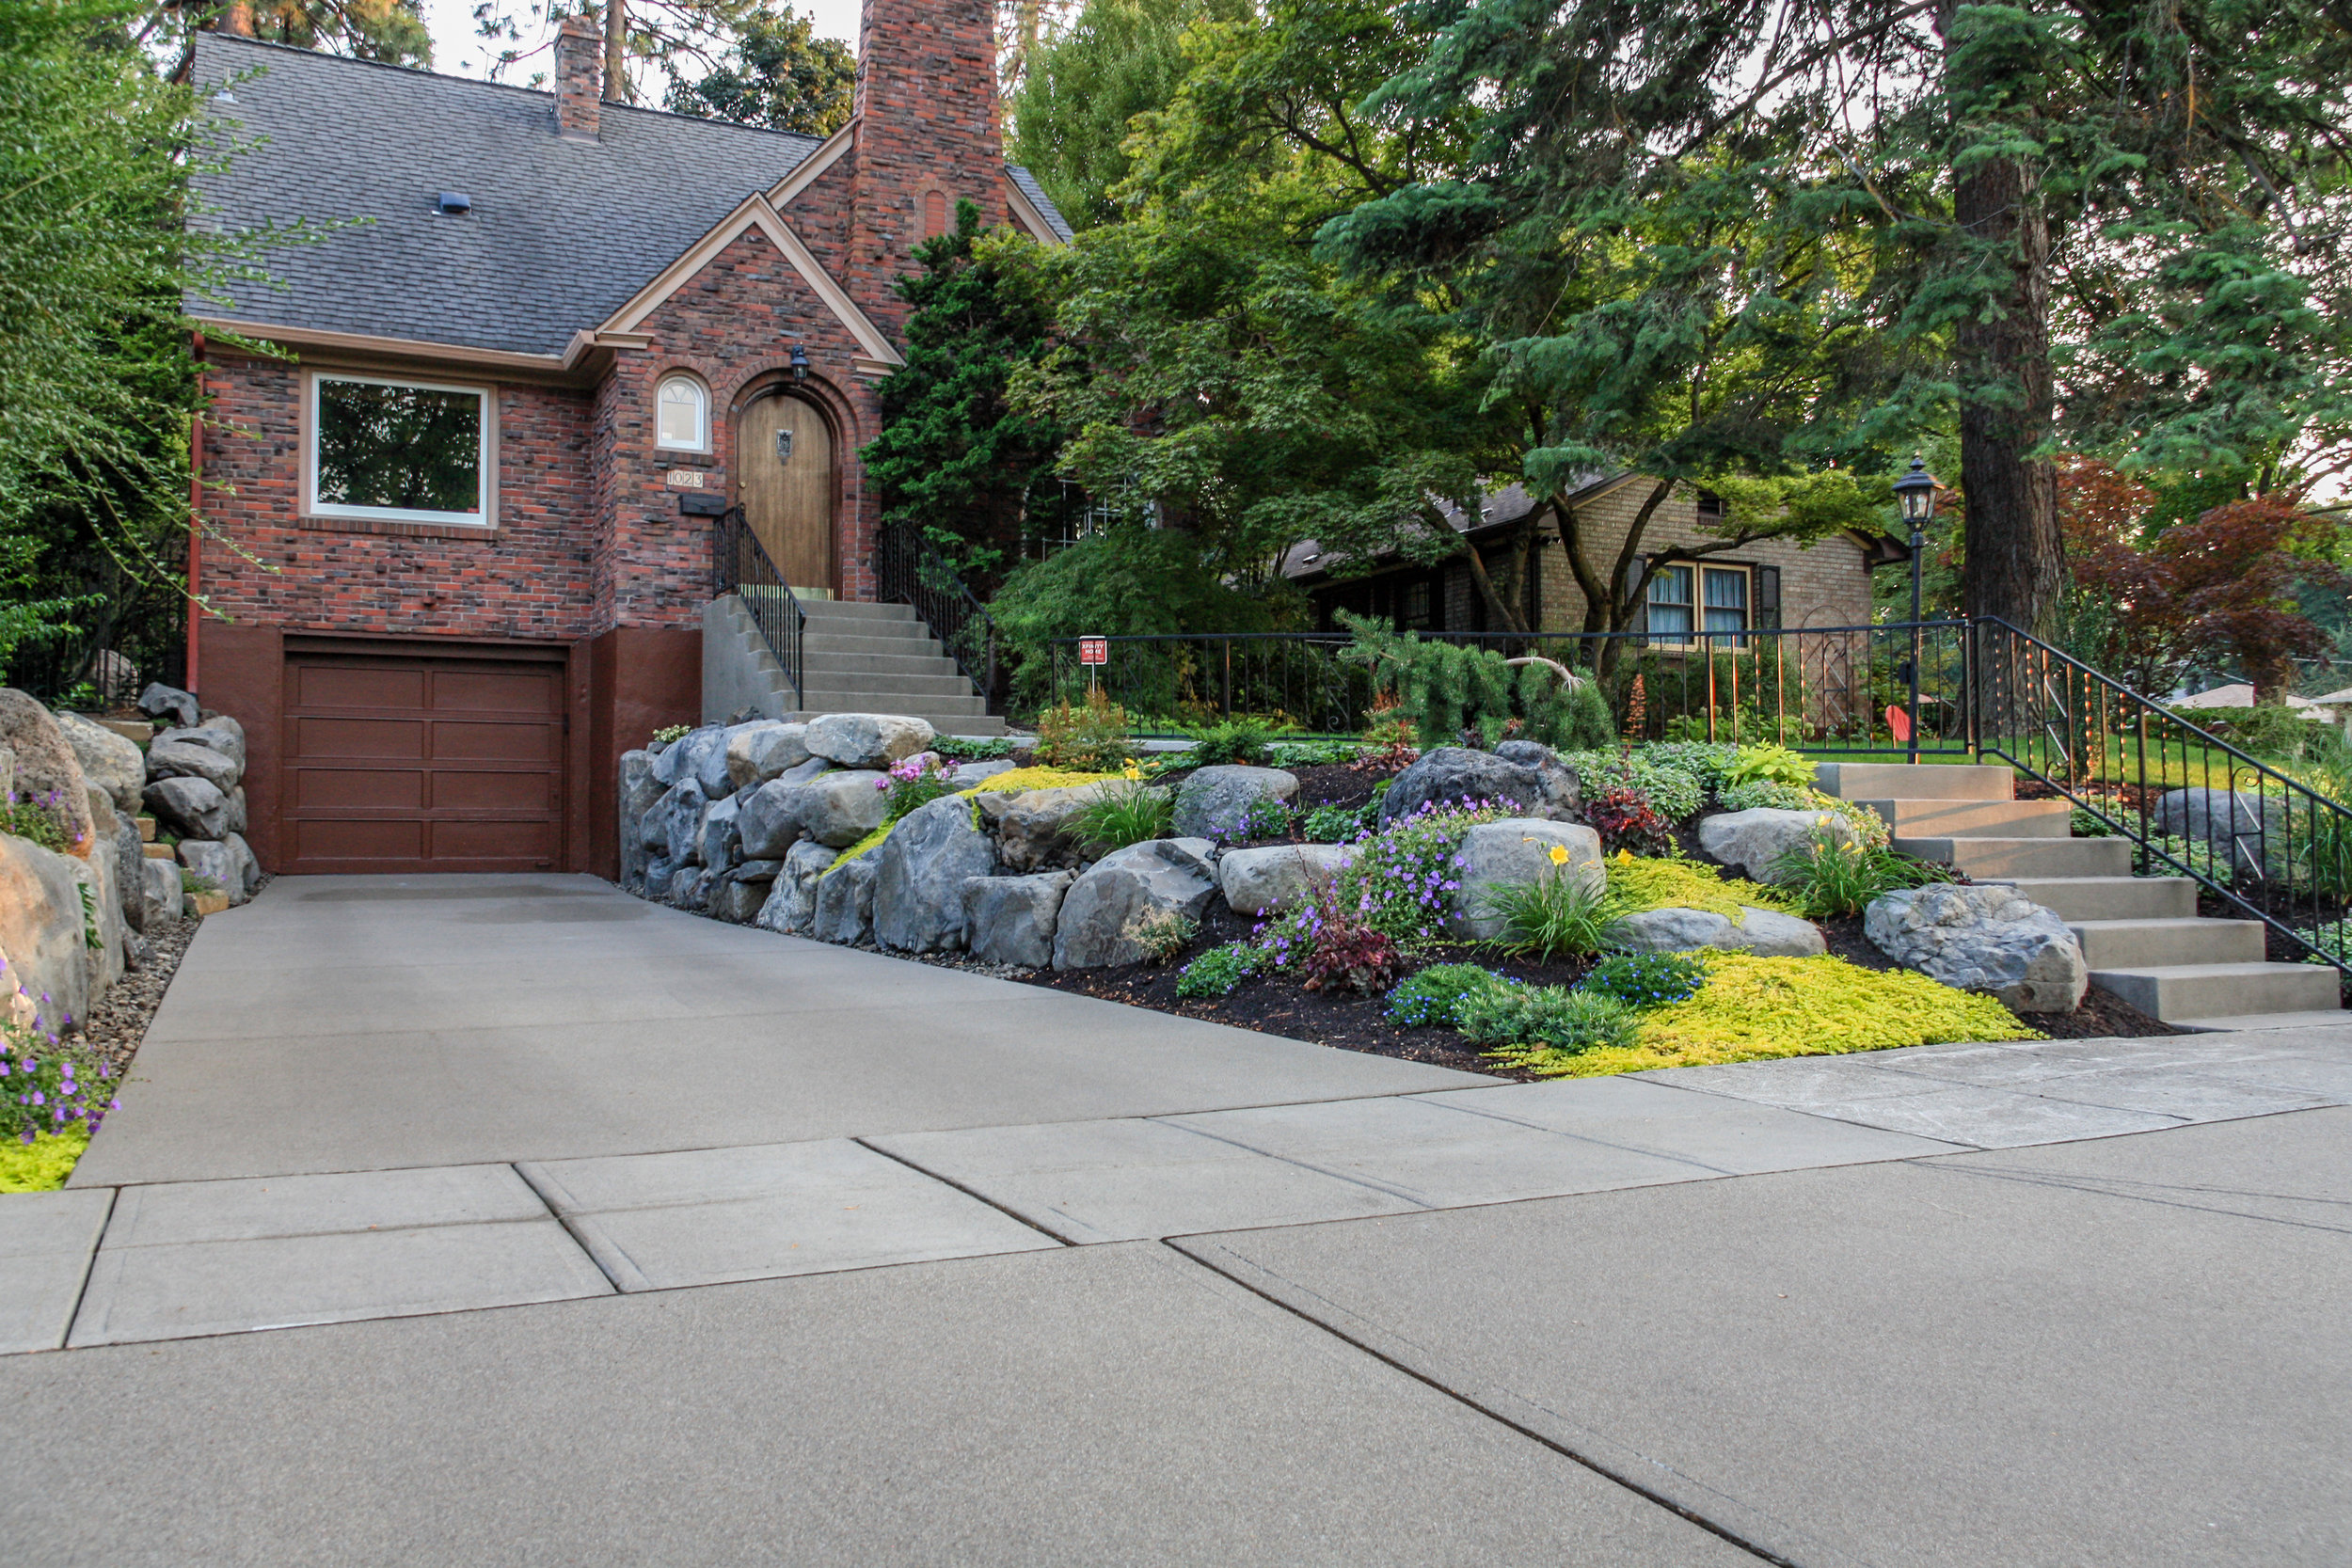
[
  {"xmin": 1942, "ymin": 9, "xmax": 2060, "ymax": 636},
  {"xmin": 604, "ymin": 0, "xmax": 629, "ymax": 103}
]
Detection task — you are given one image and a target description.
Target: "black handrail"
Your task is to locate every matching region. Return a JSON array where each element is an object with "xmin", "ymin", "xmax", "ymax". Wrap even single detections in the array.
[
  {"xmin": 877, "ymin": 519, "xmax": 1002, "ymax": 710},
  {"xmin": 711, "ymin": 506, "xmax": 804, "ymax": 710},
  {"xmin": 1970, "ymin": 616, "xmax": 2352, "ymax": 981}
]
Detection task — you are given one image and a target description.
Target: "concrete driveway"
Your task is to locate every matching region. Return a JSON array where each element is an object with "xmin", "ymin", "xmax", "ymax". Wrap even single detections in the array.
[{"xmin": 5, "ymin": 875, "xmax": 2347, "ymax": 1564}]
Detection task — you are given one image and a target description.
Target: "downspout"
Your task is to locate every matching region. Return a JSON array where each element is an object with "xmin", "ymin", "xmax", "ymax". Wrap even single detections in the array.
[{"xmin": 186, "ymin": 332, "xmax": 204, "ymax": 693}]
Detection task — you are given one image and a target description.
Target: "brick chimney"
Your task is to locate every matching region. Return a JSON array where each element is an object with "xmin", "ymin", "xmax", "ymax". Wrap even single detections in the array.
[
  {"xmin": 847, "ymin": 0, "xmax": 1004, "ymax": 330},
  {"xmin": 554, "ymin": 16, "xmax": 602, "ymax": 140}
]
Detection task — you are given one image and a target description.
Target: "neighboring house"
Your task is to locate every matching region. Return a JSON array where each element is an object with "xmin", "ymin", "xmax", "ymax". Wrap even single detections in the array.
[
  {"xmin": 181, "ymin": 1, "xmax": 1069, "ymax": 878},
  {"xmin": 1288, "ymin": 477, "xmax": 1907, "ymax": 642}
]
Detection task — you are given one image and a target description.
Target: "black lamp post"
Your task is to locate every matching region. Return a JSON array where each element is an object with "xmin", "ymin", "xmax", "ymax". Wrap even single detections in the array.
[{"xmin": 1892, "ymin": 454, "xmax": 1939, "ymax": 763}]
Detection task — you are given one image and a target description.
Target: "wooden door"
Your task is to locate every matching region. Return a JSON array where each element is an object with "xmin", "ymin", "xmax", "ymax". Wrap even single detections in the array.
[
  {"xmin": 281, "ymin": 651, "xmax": 564, "ymax": 872},
  {"xmin": 738, "ymin": 393, "xmax": 834, "ymax": 594}
]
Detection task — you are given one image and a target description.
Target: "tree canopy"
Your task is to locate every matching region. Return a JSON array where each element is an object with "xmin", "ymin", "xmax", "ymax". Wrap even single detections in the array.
[{"xmin": 662, "ymin": 4, "xmax": 853, "ymax": 135}]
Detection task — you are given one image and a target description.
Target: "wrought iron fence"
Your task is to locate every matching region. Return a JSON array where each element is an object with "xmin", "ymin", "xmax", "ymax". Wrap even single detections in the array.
[
  {"xmin": 878, "ymin": 519, "xmax": 1002, "ymax": 707},
  {"xmin": 1040, "ymin": 622, "xmax": 1975, "ymax": 751},
  {"xmin": 711, "ymin": 506, "xmax": 804, "ymax": 709},
  {"xmin": 3, "ymin": 625, "xmax": 184, "ymax": 710},
  {"xmin": 1971, "ymin": 617, "xmax": 2352, "ymax": 981}
]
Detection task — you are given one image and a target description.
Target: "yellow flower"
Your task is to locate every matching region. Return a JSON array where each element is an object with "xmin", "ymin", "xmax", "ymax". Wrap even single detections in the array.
[
  {"xmin": 1548, "ymin": 844, "xmax": 1571, "ymax": 866},
  {"xmin": 1123, "ymin": 762, "xmax": 1144, "ymax": 782},
  {"xmin": 1816, "ymin": 815, "xmax": 1832, "ymax": 826},
  {"xmin": 1615, "ymin": 848, "xmax": 1633, "ymax": 863}
]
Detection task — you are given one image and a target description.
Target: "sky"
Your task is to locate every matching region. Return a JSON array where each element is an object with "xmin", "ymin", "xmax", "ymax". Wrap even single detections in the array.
[{"xmin": 418, "ymin": 0, "xmax": 866, "ymax": 83}]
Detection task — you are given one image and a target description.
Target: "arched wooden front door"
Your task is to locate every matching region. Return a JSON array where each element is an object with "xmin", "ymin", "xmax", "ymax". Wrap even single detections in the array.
[{"xmin": 737, "ymin": 392, "xmax": 834, "ymax": 594}]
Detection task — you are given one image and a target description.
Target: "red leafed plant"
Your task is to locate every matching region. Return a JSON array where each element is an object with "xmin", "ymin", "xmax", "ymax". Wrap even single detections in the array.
[
  {"xmin": 1298, "ymin": 879, "xmax": 1401, "ymax": 995},
  {"xmin": 1585, "ymin": 786, "xmax": 1674, "ymax": 855}
]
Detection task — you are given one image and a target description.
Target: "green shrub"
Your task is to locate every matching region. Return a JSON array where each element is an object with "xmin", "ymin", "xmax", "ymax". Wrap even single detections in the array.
[
  {"xmin": 1458, "ymin": 985, "xmax": 1641, "ymax": 1053},
  {"xmin": 1186, "ymin": 718, "xmax": 1275, "ymax": 766},
  {"xmin": 0, "ymin": 794, "xmax": 71, "ymax": 853},
  {"xmin": 1270, "ymin": 739, "xmax": 1362, "ymax": 767},
  {"xmin": 1300, "ymin": 801, "xmax": 1371, "ymax": 843},
  {"xmin": 1724, "ymin": 742, "xmax": 1816, "ymax": 789},
  {"xmin": 2211, "ymin": 703, "xmax": 2346, "ymax": 765},
  {"xmin": 1577, "ymin": 951, "xmax": 1709, "ymax": 1009},
  {"xmin": 1564, "ymin": 751, "xmax": 1707, "ymax": 821},
  {"xmin": 1332, "ymin": 800, "xmax": 1509, "ymax": 943},
  {"xmin": 1476, "ymin": 869, "xmax": 1623, "ymax": 959},
  {"xmin": 933, "ymin": 736, "xmax": 1017, "ymax": 761},
  {"xmin": 1034, "ymin": 690, "xmax": 1136, "ymax": 772},
  {"xmin": 1771, "ymin": 830, "xmax": 1953, "ymax": 919},
  {"xmin": 1385, "ymin": 963, "xmax": 1520, "ymax": 1029},
  {"xmin": 1336, "ymin": 611, "xmax": 1611, "ymax": 750},
  {"xmin": 1073, "ymin": 781, "xmax": 1175, "ymax": 851},
  {"xmin": 1176, "ymin": 942, "xmax": 1262, "ymax": 997}
]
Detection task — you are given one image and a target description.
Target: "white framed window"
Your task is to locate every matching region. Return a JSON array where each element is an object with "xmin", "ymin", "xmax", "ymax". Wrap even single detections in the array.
[
  {"xmin": 657, "ymin": 374, "xmax": 709, "ymax": 451},
  {"xmin": 1647, "ymin": 562, "xmax": 1751, "ymax": 645},
  {"xmin": 307, "ymin": 372, "xmax": 491, "ymax": 526}
]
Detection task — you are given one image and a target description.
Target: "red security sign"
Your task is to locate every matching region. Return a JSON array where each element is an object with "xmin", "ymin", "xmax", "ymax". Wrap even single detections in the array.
[{"xmin": 1078, "ymin": 636, "xmax": 1109, "ymax": 666}]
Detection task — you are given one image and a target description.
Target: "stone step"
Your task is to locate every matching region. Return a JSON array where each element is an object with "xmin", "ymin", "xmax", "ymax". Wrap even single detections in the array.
[
  {"xmin": 143, "ymin": 842, "xmax": 176, "ymax": 860},
  {"xmin": 800, "ymin": 673, "xmax": 982, "ymax": 701},
  {"xmin": 1896, "ymin": 835, "xmax": 2134, "ymax": 878},
  {"xmin": 1982, "ymin": 876, "xmax": 2198, "ymax": 920},
  {"xmin": 798, "ymin": 696, "xmax": 992, "ymax": 721},
  {"xmin": 2068, "ymin": 917, "xmax": 2266, "ymax": 969},
  {"xmin": 2172, "ymin": 1009, "xmax": 2352, "ymax": 1033},
  {"xmin": 1853, "ymin": 798, "xmax": 2074, "ymax": 840},
  {"xmin": 795, "ymin": 599, "xmax": 918, "ymax": 624},
  {"xmin": 1815, "ymin": 761, "xmax": 2016, "ymax": 801},
  {"xmin": 136, "ymin": 816, "xmax": 157, "ymax": 843},
  {"xmin": 802, "ymin": 651, "xmax": 968, "ymax": 679},
  {"xmin": 803, "ymin": 631, "xmax": 949, "ymax": 657},
  {"xmin": 2090, "ymin": 961, "xmax": 2342, "ymax": 1022}
]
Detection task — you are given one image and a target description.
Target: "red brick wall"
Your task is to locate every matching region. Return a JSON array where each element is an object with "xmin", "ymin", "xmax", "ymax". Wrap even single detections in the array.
[
  {"xmin": 197, "ymin": 349, "xmax": 595, "ymax": 639},
  {"xmin": 593, "ymin": 227, "xmax": 885, "ymax": 626}
]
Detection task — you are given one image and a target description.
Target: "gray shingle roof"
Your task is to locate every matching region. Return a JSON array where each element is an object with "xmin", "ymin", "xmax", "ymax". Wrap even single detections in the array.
[
  {"xmin": 1005, "ymin": 165, "xmax": 1074, "ymax": 242},
  {"xmin": 189, "ymin": 34, "xmax": 824, "ymax": 356}
]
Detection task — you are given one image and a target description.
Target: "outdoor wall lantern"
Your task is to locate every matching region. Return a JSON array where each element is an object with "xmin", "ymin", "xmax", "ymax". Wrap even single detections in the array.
[{"xmin": 789, "ymin": 343, "xmax": 810, "ymax": 383}]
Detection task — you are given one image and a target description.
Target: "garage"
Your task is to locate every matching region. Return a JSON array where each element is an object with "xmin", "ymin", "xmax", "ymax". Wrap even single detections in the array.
[{"xmin": 279, "ymin": 644, "xmax": 567, "ymax": 873}]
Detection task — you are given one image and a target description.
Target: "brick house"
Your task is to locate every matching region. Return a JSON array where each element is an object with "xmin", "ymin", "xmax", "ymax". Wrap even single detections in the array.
[
  {"xmin": 182, "ymin": 1, "xmax": 1067, "ymax": 879},
  {"xmin": 1291, "ymin": 477, "xmax": 1907, "ymax": 640}
]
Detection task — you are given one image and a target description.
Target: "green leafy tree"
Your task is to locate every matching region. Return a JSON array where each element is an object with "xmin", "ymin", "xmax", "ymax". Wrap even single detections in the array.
[
  {"xmin": 137, "ymin": 0, "xmax": 432, "ymax": 63},
  {"xmin": 662, "ymin": 5, "xmax": 852, "ymax": 135},
  {"xmin": 1327, "ymin": 0, "xmax": 2352, "ymax": 637},
  {"xmin": 862, "ymin": 201, "xmax": 1076, "ymax": 578}
]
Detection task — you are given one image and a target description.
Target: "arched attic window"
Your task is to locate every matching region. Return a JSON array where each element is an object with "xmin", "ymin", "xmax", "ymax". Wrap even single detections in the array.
[{"xmin": 657, "ymin": 374, "xmax": 709, "ymax": 451}]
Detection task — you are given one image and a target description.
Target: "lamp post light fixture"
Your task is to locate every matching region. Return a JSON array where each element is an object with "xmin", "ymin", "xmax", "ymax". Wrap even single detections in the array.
[
  {"xmin": 1893, "ymin": 453, "xmax": 1939, "ymax": 763},
  {"xmin": 789, "ymin": 343, "xmax": 810, "ymax": 383}
]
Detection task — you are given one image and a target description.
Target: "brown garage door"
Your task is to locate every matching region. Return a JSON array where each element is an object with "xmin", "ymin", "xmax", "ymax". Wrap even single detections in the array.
[{"xmin": 282, "ymin": 649, "xmax": 565, "ymax": 873}]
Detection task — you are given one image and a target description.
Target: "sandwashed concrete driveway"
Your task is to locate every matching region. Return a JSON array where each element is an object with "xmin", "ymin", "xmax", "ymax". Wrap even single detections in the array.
[{"xmin": 4, "ymin": 875, "xmax": 2348, "ymax": 1565}]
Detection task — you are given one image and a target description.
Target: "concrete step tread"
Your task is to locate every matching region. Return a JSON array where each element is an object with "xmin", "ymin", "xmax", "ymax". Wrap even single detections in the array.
[
  {"xmin": 2068, "ymin": 917, "xmax": 2259, "ymax": 932},
  {"xmin": 1816, "ymin": 761, "xmax": 2017, "ymax": 801},
  {"xmin": 2089, "ymin": 961, "xmax": 2321, "ymax": 981},
  {"xmin": 2173, "ymin": 1009, "xmax": 2349, "ymax": 1032}
]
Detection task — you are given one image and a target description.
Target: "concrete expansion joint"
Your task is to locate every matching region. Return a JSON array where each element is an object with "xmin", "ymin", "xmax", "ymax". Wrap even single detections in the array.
[{"xmin": 850, "ymin": 1136, "xmax": 1074, "ymax": 1245}]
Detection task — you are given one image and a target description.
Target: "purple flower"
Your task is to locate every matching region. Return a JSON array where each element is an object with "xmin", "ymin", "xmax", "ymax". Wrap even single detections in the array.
[{"xmin": 30, "ymin": 1091, "xmax": 43, "ymax": 1105}]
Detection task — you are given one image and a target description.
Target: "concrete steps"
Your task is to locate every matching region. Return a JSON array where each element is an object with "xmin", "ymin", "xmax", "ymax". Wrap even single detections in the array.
[
  {"xmin": 1825, "ymin": 762, "xmax": 2344, "ymax": 1026},
  {"xmin": 702, "ymin": 592, "xmax": 1008, "ymax": 736}
]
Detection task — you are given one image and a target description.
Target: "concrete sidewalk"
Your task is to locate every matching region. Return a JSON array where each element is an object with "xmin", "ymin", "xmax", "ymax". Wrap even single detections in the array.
[{"xmin": 7, "ymin": 874, "xmax": 2347, "ymax": 1563}]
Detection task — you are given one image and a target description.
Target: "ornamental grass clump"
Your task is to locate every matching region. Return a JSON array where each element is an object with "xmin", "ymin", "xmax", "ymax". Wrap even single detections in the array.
[
  {"xmin": 1771, "ymin": 828, "xmax": 1953, "ymax": 919},
  {"xmin": 1073, "ymin": 775, "xmax": 1174, "ymax": 851},
  {"xmin": 1477, "ymin": 862, "xmax": 1623, "ymax": 960}
]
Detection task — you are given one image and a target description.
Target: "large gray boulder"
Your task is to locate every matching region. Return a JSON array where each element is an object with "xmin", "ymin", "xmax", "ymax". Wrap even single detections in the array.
[
  {"xmin": 1865, "ymin": 882, "xmax": 2088, "ymax": 1012},
  {"xmin": 143, "ymin": 775, "xmax": 230, "ymax": 841},
  {"xmin": 2152, "ymin": 787, "xmax": 2275, "ymax": 878},
  {"xmin": 137, "ymin": 682, "xmax": 199, "ymax": 729},
  {"xmin": 948, "ymin": 758, "xmax": 1015, "ymax": 788},
  {"xmin": 1614, "ymin": 905, "xmax": 1826, "ymax": 958},
  {"xmin": 1053, "ymin": 838, "xmax": 1218, "ymax": 969},
  {"xmin": 1492, "ymin": 740, "xmax": 1583, "ymax": 817},
  {"xmin": 177, "ymin": 839, "xmax": 246, "ymax": 905},
  {"xmin": 1449, "ymin": 818, "xmax": 1605, "ymax": 941},
  {"xmin": 223, "ymin": 785, "xmax": 247, "ymax": 836},
  {"xmin": 1217, "ymin": 843, "xmax": 1357, "ymax": 917},
  {"xmin": 55, "ymin": 711, "xmax": 146, "ymax": 815},
  {"xmin": 740, "ymin": 768, "xmax": 888, "ymax": 856},
  {"xmin": 727, "ymin": 721, "xmax": 810, "ymax": 788},
  {"xmin": 710, "ymin": 874, "xmax": 767, "ymax": 925},
  {"xmin": 113, "ymin": 816, "xmax": 145, "ymax": 931},
  {"xmin": 995, "ymin": 782, "xmax": 1120, "ymax": 871},
  {"xmin": 1172, "ymin": 766, "xmax": 1299, "ymax": 842},
  {"xmin": 806, "ymin": 712, "xmax": 935, "ymax": 769},
  {"xmin": 962, "ymin": 871, "xmax": 1074, "ymax": 968},
  {"xmin": 0, "ymin": 834, "xmax": 93, "ymax": 1032},
  {"xmin": 814, "ymin": 854, "xmax": 878, "ymax": 945},
  {"xmin": 168, "ymin": 715, "xmax": 246, "ymax": 772},
  {"xmin": 873, "ymin": 794, "xmax": 997, "ymax": 952},
  {"xmin": 697, "ymin": 793, "xmax": 745, "ymax": 871},
  {"xmin": 0, "ymin": 690, "xmax": 95, "ymax": 853},
  {"xmin": 145, "ymin": 733, "xmax": 240, "ymax": 793},
  {"xmin": 660, "ymin": 779, "xmax": 709, "ymax": 867},
  {"xmin": 618, "ymin": 751, "xmax": 661, "ymax": 891},
  {"xmin": 667, "ymin": 865, "xmax": 715, "ymax": 911},
  {"xmin": 222, "ymin": 832, "xmax": 262, "ymax": 897},
  {"xmin": 139, "ymin": 854, "xmax": 181, "ymax": 931},
  {"xmin": 755, "ymin": 839, "xmax": 840, "ymax": 935},
  {"xmin": 1699, "ymin": 807, "xmax": 1858, "ymax": 883},
  {"xmin": 1378, "ymin": 747, "xmax": 1550, "ymax": 826}
]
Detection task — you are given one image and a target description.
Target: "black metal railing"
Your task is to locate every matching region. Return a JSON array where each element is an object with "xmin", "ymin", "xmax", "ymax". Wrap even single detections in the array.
[
  {"xmin": 1971, "ymin": 617, "xmax": 2352, "ymax": 981},
  {"xmin": 3, "ymin": 625, "xmax": 185, "ymax": 710},
  {"xmin": 712, "ymin": 506, "xmax": 804, "ymax": 710},
  {"xmin": 1041, "ymin": 622, "xmax": 1974, "ymax": 751},
  {"xmin": 878, "ymin": 519, "xmax": 1001, "ymax": 709}
]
